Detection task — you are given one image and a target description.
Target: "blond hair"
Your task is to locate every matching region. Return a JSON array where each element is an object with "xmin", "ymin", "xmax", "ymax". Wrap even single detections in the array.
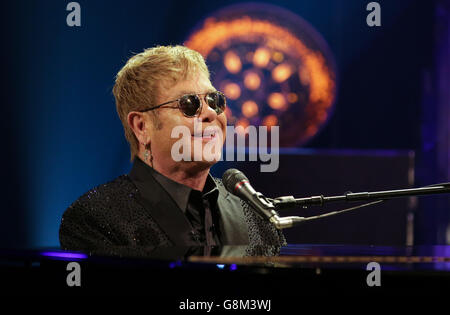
[{"xmin": 112, "ymin": 45, "xmax": 210, "ymax": 161}]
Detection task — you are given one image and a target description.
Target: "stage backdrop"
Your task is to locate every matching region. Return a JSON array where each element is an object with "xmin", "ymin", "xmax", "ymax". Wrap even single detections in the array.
[{"xmin": 0, "ymin": 0, "xmax": 447, "ymax": 248}]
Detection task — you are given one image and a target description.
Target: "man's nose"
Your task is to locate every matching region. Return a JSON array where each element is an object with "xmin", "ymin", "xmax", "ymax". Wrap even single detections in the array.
[{"xmin": 197, "ymin": 98, "xmax": 218, "ymax": 122}]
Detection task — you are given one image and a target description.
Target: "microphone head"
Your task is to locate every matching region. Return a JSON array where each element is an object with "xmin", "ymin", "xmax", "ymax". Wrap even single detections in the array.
[{"xmin": 222, "ymin": 168, "xmax": 248, "ymax": 194}]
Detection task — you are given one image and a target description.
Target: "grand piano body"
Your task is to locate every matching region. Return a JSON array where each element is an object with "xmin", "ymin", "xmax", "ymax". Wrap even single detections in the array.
[{"xmin": 1, "ymin": 244, "xmax": 449, "ymax": 299}]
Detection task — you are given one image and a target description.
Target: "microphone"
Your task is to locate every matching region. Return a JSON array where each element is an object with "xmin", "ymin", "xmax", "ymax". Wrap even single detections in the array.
[
  {"xmin": 222, "ymin": 169, "xmax": 276, "ymax": 220},
  {"xmin": 222, "ymin": 169, "xmax": 304, "ymax": 229}
]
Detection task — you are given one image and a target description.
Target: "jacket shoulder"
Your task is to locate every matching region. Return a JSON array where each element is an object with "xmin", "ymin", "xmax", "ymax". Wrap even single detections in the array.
[
  {"xmin": 59, "ymin": 175, "xmax": 138, "ymax": 249},
  {"xmin": 72, "ymin": 175, "xmax": 137, "ymax": 206},
  {"xmin": 61, "ymin": 174, "xmax": 139, "ymax": 229},
  {"xmin": 59, "ymin": 174, "xmax": 172, "ymax": 252}
]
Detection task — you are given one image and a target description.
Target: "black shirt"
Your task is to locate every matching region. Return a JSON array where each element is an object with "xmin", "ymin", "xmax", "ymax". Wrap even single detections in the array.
[{"xmin": 142, "ymin": 159, "xmax": 221, "ymax": 246}]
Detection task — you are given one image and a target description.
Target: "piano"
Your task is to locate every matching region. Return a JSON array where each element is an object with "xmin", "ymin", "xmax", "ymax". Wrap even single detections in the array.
[{"xmin": 1, "ymin": 244, "xmax": 449, "ymax": 300}]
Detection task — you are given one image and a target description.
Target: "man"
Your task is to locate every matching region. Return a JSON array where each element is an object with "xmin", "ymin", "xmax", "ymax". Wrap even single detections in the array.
[{"xmin": 59, "ymin": 45, "xmax": 286, "ymax": 255}]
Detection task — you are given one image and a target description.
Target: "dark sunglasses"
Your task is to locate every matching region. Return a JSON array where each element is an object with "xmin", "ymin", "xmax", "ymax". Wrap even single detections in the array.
[{"xmin": 140, "ymin": 91, "xmax": 227, "ymax": 117}]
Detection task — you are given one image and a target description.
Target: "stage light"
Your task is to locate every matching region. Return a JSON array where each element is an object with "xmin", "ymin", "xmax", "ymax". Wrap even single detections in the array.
[
  {"xmin": 253, "ymin": 47, "xmax": 271, "ymax": 68},
  {"xmin": 287, "ymin": 93, "xmax": 298, "ymax": 103},
  {"xmin": 262, "ymin": 115, "xmax": 278, "ymax": 129},
  {"xmin": 241, "ymin": 100, "xmax": 259, "ymax": 118},
  {"xmin": 41, "ymin": 251, "xmax": 87, "ymax": 260},
  {"xmin": 267, "ymin": 93, "xmax": 287, "ymax": 110},
  {"xmin": 272, "ymin": 51, "xmax": 284, "ymax": 63},
  {"xmin": 185, "ymin": 3, "xmax": 337, "ymax": 146},
  {"xmin": 223, "ymin": 82, "xmax": 241, "ymax": 100},
  {"xmin": 272, "ymin": 63, "xmax": 292, "ymax": 83},
  {"xmin": 224, "ymin": 51, "xmax": 242, "ymax": 74},
  {"xmin": 243, "ymin": 71, "xmax": 261, "ymax": 90}
]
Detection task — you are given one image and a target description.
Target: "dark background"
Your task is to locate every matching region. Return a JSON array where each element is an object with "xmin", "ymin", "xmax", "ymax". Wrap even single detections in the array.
[{"xmin": 0, "ymin": 0, "xmax": 448, "ymax": 248}]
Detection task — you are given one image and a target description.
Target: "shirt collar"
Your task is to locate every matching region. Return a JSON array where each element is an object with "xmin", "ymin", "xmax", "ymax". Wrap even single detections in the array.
[{"xmin": 131, "ymin": 158, "xmax": 219, "ymax": 213}]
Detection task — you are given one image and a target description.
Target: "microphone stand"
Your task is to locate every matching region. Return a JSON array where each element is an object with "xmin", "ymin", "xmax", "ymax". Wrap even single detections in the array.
[{"xmin": 267, "ymin": 183, "xmax": 450, "ymax": 229}]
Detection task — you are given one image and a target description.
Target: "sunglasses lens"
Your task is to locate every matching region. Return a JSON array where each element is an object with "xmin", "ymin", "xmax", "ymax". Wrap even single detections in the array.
[
  {"xmin": 206, "ymin": 92, "xmax": 226, "ymax": 114},
  {"xmin": 179, "ymin": 95, "xmax": 201, "ymax": 117}
]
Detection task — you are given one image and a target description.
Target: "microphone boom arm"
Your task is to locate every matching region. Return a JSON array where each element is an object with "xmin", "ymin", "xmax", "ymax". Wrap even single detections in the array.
[
  {"xmin": 222, "ymin": 168, "xmax": 450, "ymax": 230},
  {"xmin": 272, "ymin": 183, "xmax": 450, "ymax": 210}
]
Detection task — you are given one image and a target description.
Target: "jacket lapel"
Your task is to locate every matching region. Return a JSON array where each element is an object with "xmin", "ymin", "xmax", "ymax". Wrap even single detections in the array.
[
  {"xmin": 129, "ymin": 159, "xmax": 199, "ymax": 246},
  {"xmin": 216, "ymin": 184, "xmax": 250, "ymax": 245},
  {"xmin": 129, "ymin": 158, "xmax": 250, "ymax": 245}
]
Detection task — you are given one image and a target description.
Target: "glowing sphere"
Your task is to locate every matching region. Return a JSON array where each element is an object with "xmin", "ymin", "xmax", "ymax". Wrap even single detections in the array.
[
  {"xmin": 267, "ymin": 93, "xmax": 287, "ymax": 110},
  {"xmin": 224, "ymin": 51, "xmax": 242, "ymax": 74},
  {"xmin": 223, "ymin": 82, "xmax": 241, "ymax": 100},
  {"xmin": 241, "ymin": 100, "xmax": 259, "ymax": 118},
  {"xmin": 185, "ymin": 3, "xmax": 337, "ymax": 146},
  {"xmin": 243, "ymin": 72, "xmax": 261, "ymax": 90}
]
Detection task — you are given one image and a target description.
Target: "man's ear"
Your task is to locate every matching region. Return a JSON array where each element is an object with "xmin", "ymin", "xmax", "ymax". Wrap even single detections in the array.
[{"xmin": 127, "ymin": 111, "xmax": 150, "ymax": 144}]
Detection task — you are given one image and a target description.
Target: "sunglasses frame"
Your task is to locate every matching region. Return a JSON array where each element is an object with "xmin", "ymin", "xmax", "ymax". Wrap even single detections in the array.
[{"xmin": 139, "ymin": 91, "xmax": 226, "ymax": 118}]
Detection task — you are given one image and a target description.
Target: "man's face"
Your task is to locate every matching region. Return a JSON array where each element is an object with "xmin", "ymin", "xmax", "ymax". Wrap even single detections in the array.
[{"xmin": 148, "ymin": 72, "xmax": 227, "ymax": 171}]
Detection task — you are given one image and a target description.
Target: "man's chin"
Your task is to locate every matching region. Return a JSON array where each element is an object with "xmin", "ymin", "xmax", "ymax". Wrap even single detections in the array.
[
  {"xmin": 180, "ymin": 153, "xmax": 222, "ymax": 170},
  {"xmin": 193, "ymin": 154, "xmax": 221, "ymax": 166}
]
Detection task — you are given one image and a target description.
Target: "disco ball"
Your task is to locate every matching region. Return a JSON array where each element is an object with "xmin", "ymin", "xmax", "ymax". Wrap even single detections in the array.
[{"xmin": 185, "ymin": 3, "xmax": 337, "ymax": 147}]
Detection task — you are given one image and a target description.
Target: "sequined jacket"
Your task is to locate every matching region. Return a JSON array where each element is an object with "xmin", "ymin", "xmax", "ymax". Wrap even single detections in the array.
[{"xmin": 59, "ymin": 164, "xmax": 286, "ymax": 255}]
